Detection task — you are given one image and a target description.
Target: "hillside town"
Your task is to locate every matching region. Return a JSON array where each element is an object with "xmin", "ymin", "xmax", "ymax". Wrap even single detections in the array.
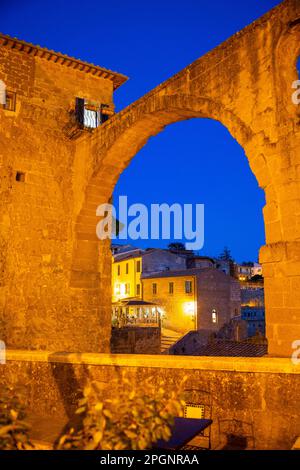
[{"xmin": 111, "ymin": 244, "xmax": 266, "ymax": 356}]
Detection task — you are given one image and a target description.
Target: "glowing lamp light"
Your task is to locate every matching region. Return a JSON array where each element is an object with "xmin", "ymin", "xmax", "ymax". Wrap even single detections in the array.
[
  {"xmin": 120, "ymin": 284, "xmax": 126, "ymax": 297},
  {"xmin": 183, "ymin": 302, "xmax": 195, "ymax": 315}
]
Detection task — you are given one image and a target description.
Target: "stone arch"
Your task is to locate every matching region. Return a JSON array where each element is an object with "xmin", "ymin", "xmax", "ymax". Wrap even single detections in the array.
[
  {"xmin": 71, "ymin": 94, "xmax": 262, "ymax": 290},
  {"xmin": 68, "ymin": 0, "xmax": 300, "ymax": 357}
]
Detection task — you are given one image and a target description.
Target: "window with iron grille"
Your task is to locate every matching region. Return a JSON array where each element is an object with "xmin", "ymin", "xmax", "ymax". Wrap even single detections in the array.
[
  {"xmin": 75, "ymin": 98, "xmax": 113, "ymax": 129},
  {"xmin": 152, "ymin": 283, "xmax": 157, "ymax": 295}
]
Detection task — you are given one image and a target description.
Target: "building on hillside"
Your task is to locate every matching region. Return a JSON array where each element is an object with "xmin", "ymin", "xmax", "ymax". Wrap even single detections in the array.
[
  {"xmin": 241, "ymin": 306, "xmax": 265, "ymax": 337},
  {"xmin": 142, "ymin": 248, "xmax": 187, "ymax": 274},
  {"xmin": 111, "ymin": 246, "xmax": 242, "ymax": 341},
  {"xmin": 241, "ymin": 281, "xmax": 264, "ymax": 307},
  {"xmin": 251, "ymin": 262, "xmax": 263, "ymax": 277},
  {"xmin": 112, "ymin": 249, "xmax": 143, "ymax": 302},
  {"xmin": 111, "ymin": 244, "xmax": 139, "ymax": 256},
  {"xmin": 142, "ymin": 271, "xmax": 197, "ymax": 333},
  {"xmin": 240, "ymin": 278, "xmax": 265, "ymax": 338},
  {"xmin": 235, "ymin": 264, "xmax": 253, "ymax": 281},
  {"xmin": 215, "ymin": 259, "xmax": 235, "ymax": 277},
  {"xmin": 142, "ymin": 268, "xmax": 241, "ymax": 335},
  {"xmin": 234, "ymin": 262, "xmax": 263, "ymax": 281},
  {"xmin": 187, "ymin": 256, "xmax": 215, "ymax": 270},
  {"xmin": 112, "ymin": 247, "xmax": 188, "ymax": 303}
]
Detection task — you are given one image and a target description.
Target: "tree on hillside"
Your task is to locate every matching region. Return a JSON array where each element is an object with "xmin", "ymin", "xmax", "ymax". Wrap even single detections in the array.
[{"xmin": 218, "ymin": 246, "xmax": 234, "ymax": 262}]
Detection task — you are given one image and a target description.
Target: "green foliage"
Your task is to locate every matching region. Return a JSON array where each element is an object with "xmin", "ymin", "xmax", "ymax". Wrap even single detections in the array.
[
  {"xmin": 0, "ymin": 386, "xmax": 33, "ymax": 450},
  {"xmin": 57, "ymin": 373, "xmax": 186, "ymax": 450}
]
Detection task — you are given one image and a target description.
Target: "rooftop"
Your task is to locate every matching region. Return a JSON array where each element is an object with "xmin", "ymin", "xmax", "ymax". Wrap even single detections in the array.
[
  {"xmin": 141, "ymin": 267, "xmax": 223, "ymax": 280},
  {"xmin": 113, "ymin": 248, "xmax": 144, "ymax": 262},
  {"xmin": 112, "ymin": 299, "xmax": 157, "ymax": 307},
  {"xmin": 191, "ymin": 340, "xmax": 267, "ymax": 358},
  {"xmin": 0, "ymin": 33, "xmax": 128, "ymax": 90}
]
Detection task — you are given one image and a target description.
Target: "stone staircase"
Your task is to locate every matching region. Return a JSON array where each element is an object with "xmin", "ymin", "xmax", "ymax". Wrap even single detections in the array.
[{"xmin": 161, "ymin": 329, "xmax": 183, "ymax": 354}]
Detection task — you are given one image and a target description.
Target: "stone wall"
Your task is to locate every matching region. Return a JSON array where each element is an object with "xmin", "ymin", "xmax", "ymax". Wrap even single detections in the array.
[
  {"xmin": 2, "ymin": 351, "xmax": 300, "ymax": 450},
  {"xmin": 196, "ymin": 270, "xmax": 241, "ymax": 331},
  {"xmin": 0, "ymin": 41, "xmax": 117, "ymax": 352},
  {"xmin": 110, "ymin": 327, "xmax": 161, "ymax": 354}
]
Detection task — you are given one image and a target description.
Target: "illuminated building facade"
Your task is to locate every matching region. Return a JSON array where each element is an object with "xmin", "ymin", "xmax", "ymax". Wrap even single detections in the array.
[
  {"xmin": 112, "ymin": 247, "xmax": 241, "ymax": 335},
  {"xmin": 142, "ymin": 269, "xmax": 241, "ymax": 335},
  {"xmin": 112, "ymin": 250, "xmax": 143, "ymax": 302}
]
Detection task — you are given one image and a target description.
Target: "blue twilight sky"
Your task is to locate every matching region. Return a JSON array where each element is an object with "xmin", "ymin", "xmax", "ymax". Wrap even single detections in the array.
[{"xmin": 1, "ymin": 0, "xmax": 286, "ymax": 262}]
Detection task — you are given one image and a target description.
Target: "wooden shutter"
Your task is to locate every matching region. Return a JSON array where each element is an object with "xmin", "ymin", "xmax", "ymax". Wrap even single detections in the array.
[{"xmin": 75, "ymin": 97, "xmax": 85, "ymax": 126}]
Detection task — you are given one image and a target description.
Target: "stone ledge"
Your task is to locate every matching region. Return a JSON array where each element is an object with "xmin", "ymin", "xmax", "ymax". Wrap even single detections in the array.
[{"xmin": 5, "ymin": 350, "xmax": 300, "ymax": 374}]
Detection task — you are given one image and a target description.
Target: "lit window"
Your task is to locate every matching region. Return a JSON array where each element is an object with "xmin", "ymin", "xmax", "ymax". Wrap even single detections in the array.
[
  {"xmin": 183, "ymin": 302, "xmax": 195, "ymax": 315},
  {"xmin": 120, "ymin": 284, "xmax": 126, "ymax": 297},
  {"xmin": 185, "ymin": 280, "xmax": 192, "ymax": 294},
  {"xmin": 212, "ymin": 309, "xmax": 218, "ymax": 324},
  {"xmin": 75, "ymin": 98, "xmax": 113, "ymax": 129},
  {"xmin": 169, "ymin": 282, "xmax": 174, "ymax": 294},
  {"xmin": 152, "ymin": 283, "xmax": 157, "ymax": 295},
  {"xmin": 125, "ymin": 283, "xmax": 130, "ymax": 295}
]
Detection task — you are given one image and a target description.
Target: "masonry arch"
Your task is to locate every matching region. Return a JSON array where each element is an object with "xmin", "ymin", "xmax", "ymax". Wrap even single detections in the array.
[
  {"xmin": 77, "ymin": 95, "xmax": 257, "ymax": 224},
  {"xmin": 70, "ymin": 1, "xmax": 300, "ymax": 357},
  {"xmin": 71, "ymin": 95, "xmax": 265, "ymax": 285},
  {"xmin": 111, "ymin": 115, "xmax": 266, "ymax": 341},
  {"xmin": 70, "ymin": 94, "xmax": 270, "ymax": 356}
]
